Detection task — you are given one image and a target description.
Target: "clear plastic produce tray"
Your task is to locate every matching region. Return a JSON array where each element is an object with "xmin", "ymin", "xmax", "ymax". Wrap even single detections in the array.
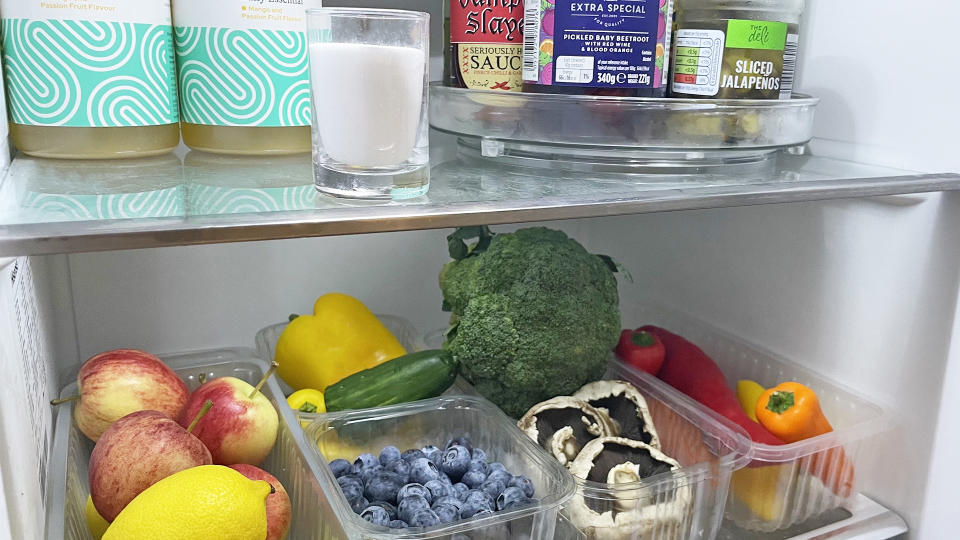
[
  {"xmin": 45, "ymin": 348, "xmax": 327, "ymax": 540},
  {"xmin": 429, "ymin": 85, "xmax": 818, "ymax": 171},
  {"xmin": 301, "ymin": 395, "xmax": 577, "ymax": 540},
  {"xmin": 625, "ymin": 305, "xmax": 896, "ymax": 532},
  {"xmin": 421, "ymin": 329, "xmax": 752, "ymax": 540}
]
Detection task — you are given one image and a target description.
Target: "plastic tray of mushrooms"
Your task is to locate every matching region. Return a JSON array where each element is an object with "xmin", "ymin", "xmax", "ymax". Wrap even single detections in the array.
[{"xmin": 518, "ymin": 361, "xmax": 752, "ymax": 540}]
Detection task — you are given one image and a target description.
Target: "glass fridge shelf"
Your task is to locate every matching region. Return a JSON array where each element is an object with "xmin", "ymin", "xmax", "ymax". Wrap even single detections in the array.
[{"xmin": 0, "ymin": 137, "xmax": 958, "ymax": 257}]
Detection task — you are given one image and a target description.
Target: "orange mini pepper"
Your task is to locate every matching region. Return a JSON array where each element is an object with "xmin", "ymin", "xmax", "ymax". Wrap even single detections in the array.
[{"xmin": 757, "ymin": 382, "xmax": 854, "ymax": 498}]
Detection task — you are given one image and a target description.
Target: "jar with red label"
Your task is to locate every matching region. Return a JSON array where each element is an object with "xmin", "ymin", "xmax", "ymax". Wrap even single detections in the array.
[{"xmin": 443, "ymin": 0, "xmax": 525, "ymax": 92}]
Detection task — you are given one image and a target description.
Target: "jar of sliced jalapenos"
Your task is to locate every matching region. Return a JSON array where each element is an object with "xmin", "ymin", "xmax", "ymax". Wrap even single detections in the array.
[{"xmin": 670, "ymin": 0, "xmax": 803, "ymax": 99}]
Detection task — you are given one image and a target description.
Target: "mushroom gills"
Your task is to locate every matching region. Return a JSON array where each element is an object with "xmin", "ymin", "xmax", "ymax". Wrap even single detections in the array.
[
  {"xmin": 573, "ymin": 380, "xmax": 661, "ymax": 449},
  {"xmin": 517, "ymin": 397, "xmax": 613, "ymax": 466},
  {"xmin": 590, "ymin": 395, "xmax": 653, "ymax": 444}
]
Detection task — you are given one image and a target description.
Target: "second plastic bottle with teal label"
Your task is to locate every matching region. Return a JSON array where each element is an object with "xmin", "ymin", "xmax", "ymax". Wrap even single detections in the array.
[{"xmin": 172, "ymin": 0, "xmax": 317, "ymax": 155}]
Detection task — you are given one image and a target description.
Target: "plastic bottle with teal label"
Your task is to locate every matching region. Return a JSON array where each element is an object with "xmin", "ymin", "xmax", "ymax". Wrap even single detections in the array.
[
  {"xmin": 0, "ymin": 0, "xmax": 180, "ymax": 159},
  {"xmin": 172, "ymin": 0, "xmax": 317, "ymax": 155}
]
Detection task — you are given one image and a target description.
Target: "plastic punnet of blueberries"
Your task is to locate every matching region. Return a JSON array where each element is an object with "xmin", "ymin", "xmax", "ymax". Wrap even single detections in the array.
[{"xmin": 328, "ymin": 435, "xmax": 539, "ymax": 530}]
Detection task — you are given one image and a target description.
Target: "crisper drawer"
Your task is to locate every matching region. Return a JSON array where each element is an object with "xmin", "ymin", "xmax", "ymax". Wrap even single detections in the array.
[
  {"xmin": 624, "ymin": 305, "xmax": 896, "ymax": 533},
  {"xmin": 45, "ymin": 348, "xmax": 333, "ymax": 540}
]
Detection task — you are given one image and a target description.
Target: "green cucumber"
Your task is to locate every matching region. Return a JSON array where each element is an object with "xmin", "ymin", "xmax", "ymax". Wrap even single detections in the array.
[{"xmin": 324, "ymin": 349, "xmax": 458, "ymax": 412}]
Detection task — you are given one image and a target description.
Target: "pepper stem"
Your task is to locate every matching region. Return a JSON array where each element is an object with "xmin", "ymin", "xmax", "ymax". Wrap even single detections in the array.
[
  {"xmin": 765, "ymin": 391, "xmax": 796, "ymax": 414},
  {"xmin": 250, "ymin": 362, "xmax": 279, "ymax": 399},
  {"xmin": 186, "ymin": 400, "xmax": 213, "ymax": 433},
  {"xmin": 630, "ymin": 331, "xmax": 656, "ymax": 347}
]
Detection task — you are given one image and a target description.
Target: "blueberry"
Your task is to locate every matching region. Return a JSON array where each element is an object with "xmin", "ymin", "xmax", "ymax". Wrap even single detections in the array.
[
  {"xmin": 387, "ymin": 519, "xmax": 408, "ymax": 529},
  {"xmin": 462, "ymin": 489, "xmax": 495, "ymax": 510},
  {"xmin": 441, "ymin": 445, "xmax": 472, "ymax": 481},
  {"xmin": 480, "ymin": 478, "xmax": 506, "ymax": 499},
  {"xmin": 328, "ymin": 458, "xmax": 352, "ymax": 477},
  {"xmin": 354, "ymin": 453, "xmax": 378, "ymax": 470},
  {"xmin": 508, "ymin": 475, "xmax": 535, "ymax": 498},
  {"xmin": 474, "ymin": 508, "xmax": 495, "ymax": 517},
  {"xmin": 502, "ymin": 497, "xmax": 535, "ymax": 511},
  {"xmin": 409, "ymin": 457, "xmax": 441, "ymax": 484},
  {"xmin": 486, "ymin": 468, "xmax": 512, "ymax": 487},
  {"xmin": 360, "ymin": 465, "xmax": 383, "ymax": 485},
  {"xmin": 433, "ymin": 503, "xmax": 459, "ymax": 523},
  {"xmin": 471, "ymin": 448, "xmax": 487, "ymax": 463},
  {"xmin": 424, "ymin": 479, "xmax": 454, "ymax": 500},
  {"xmin": 408, "ymin": 508, "xmax": 441, "ymax": 528},
  {"xmin": 386, "ymin": 458, "xmax": 411, "ymax": 480},
  {"xmin": 398, "ymin": 495, "xmax": 431, "ymax": 523},
  {"xmin": 445, "ymin": 435, "xmax": 473, "ymax": 453},
  {"xmin": 496, "ymin": 486, "xmax": 527, "ymax": 511},
  {"xmin": 369, "ymin": 501, "xmax": 398, "ymax": 520},
  {"xmin": 364, "ymin": 471, "xmax": 406, "ymax": 504},
  {"xmin": 350, "ymin": 496, "xmax": 369, "ymax": 514},
  {"xmin": 468, "ymin": 459, "xmax": 487, "ymax": 474},
  {"xmin": 437, "ymin": 472, "xmax": 453, "ymax": 485},
  {"xmin": 397, "ymin": 483, "xmax": 432, "ymax": 504},
  {"xmin": 487, "ymin": 462, "xmax": 506, "ymax": 473},
  {"xmin": 459, "ymin": 501, "xmax": 480, "ymax": 519},
  {"xmin": 401, "ymin": 449, "xmax": 426, "ymax": 462},
  {"xmin": 461, "ymin": 469, "xmax": 486, "ymax": 489},
  {"xmin": 360, "ymin": 505, "xmax": 391, "ymax": 526},
  {"xmin": 421, "ymin": 445, "xmax": 443, "ymax": 466},
  {"xmin": 379, "ymin": 446, "xmax": 402, "ymax": 466},
  {"xmin": 339, "ymin": 481, "xmax": 363, "ymax": 504},
  {"xmin": 453, "ymin": 482, "xmax": 470, "ymax": 498},
  {"xmin": 432, "ymin": 496, "xmax": 463, "ymax": 511}
]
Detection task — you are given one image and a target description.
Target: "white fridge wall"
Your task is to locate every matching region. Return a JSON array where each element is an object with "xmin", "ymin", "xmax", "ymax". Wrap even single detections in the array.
[{"xmin": 799, "ymin": 0, "xmax": 960, "ymax": 172}]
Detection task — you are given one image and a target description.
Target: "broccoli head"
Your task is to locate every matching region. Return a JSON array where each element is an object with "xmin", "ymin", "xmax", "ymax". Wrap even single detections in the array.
[{"xmin": 439, "ymin": 227, "xmax": 621, "ymax": 417}]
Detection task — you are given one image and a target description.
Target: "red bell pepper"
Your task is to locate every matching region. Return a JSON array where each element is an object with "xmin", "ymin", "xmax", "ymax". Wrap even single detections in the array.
[
  {"xmin": 640, "ymin": 325, "xmax": 783, "ymax": 447},
  {"xmin": 614, "ymin": 329, "xmax": 666, "ymax": 375}
]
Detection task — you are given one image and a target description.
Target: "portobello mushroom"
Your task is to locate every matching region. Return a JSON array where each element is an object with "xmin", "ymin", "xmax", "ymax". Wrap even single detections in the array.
[
  {"xmin": 573, "ymin": 380, "xmax": 661, "ymax": 449},
  {"xmin": 517, "ymin": 397, "xmax": 616, "ymax": 466},
  {"xmin": 566, "ymin": 437, "xmax": 691, "ymax": 539}
]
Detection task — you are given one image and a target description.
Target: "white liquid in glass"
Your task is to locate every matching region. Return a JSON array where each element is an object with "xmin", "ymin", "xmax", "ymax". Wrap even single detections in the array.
[{"xmin": 310, "ymin": 42, "xmax": 425, "ymax": 168}]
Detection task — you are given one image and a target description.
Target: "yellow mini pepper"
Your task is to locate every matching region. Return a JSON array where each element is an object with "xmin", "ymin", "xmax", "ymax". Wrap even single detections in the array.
[
  {"xmin": 287, "ymin": 389, "xmax": 326, "ymax": 414},
  {"xmin": 275, "ymin": 293, "xmax": 407, "ymax": 391}
]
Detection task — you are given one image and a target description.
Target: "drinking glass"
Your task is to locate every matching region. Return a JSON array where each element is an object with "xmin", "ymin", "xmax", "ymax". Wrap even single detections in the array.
[{"xmin": 306, "ymin": 8, "xmax": 430, "ymax": 200}]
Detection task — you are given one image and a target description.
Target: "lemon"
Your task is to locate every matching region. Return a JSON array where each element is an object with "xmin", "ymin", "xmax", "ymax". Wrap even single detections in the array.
[
  {"xmin": 103, "ymin": 465, "xmax": 271, "ymax": 540},
  {"xmin": 85, "ymin": 495, "xmax": 109, "ymax": 540}
]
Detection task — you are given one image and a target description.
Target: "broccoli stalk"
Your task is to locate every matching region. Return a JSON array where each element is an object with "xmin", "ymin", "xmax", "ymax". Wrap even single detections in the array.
[{"xmin": 439, "ymin": 227, "xmax": 621, "ymax": 418}]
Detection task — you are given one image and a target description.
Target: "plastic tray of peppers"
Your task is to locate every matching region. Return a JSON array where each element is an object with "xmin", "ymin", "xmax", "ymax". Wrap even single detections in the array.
[{"xmin": 619, "ymin": 304, "xmax": 896, "ymax": 533}]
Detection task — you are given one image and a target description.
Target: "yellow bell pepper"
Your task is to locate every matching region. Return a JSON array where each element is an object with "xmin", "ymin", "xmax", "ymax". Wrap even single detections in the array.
[
  {"xmin": 275, "ymin": 293, "xmax": 407, "ymax": 391},
  {"xmin": 287, "ymin": 388, "xmax": 326, "ymax": 414},
  {"xmin": 736, "ymin": 379, "xmax": 766, "ymax": 422},
  {"xmin": 730, "ymin": 378, "xmax": 793, "ymax": 522}
]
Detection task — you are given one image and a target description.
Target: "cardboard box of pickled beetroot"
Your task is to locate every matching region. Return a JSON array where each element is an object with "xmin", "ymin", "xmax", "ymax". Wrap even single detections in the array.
[{"xmin": 621, "ymin": 304, "xmax": 897, "ymax": 533}]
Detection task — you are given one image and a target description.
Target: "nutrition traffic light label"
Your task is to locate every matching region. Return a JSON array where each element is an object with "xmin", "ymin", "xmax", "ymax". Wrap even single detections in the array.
[{"xmin": 671, "ymin": 29, "xmax": 724, "ymax": 96}]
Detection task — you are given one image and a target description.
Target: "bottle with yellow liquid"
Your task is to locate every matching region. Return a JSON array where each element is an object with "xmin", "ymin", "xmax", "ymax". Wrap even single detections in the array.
[
  {"xmin": 0, "ymin": 0, "xmax": 180, "ymax": 159},
  {"xmin": 172, "ymin": 1, "xmax": 318, "ymax": 155}
]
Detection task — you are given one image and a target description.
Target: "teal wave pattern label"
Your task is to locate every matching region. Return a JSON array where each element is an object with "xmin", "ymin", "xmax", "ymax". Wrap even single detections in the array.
[
  {"xmin": 23, "ymin": 188, "xmax": 185, "ymax": 220},
  {"xmin": 175, "ymin": 26, "xmax": 310, "ymax": 127},
  {"xmin": 1, "ymin": 19, "xmax": 179, "ymax": 127}
]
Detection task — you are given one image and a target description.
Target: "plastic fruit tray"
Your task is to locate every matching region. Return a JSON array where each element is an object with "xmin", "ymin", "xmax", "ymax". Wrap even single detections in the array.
[
  {"xmin": 624, "ymin": 304, "xmax": 896, "ymax": 532},
  {"xmin": 301, "ymin": 395, "xmax": 576, "ymax": 540},
  {"xmin": 45, "ymin": 348, "xmax": 326, "ymax": 540},
  {"xmin": 421, "ymin": 329, "xmax": 752, "ymax": 540}
]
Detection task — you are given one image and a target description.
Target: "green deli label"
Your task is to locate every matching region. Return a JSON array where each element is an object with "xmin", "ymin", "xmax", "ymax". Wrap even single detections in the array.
[
  {"xmin": 2, "ymin": 19, "xmax": 179, "ymax": 127},
  {"xmin": 725, "ymin": 20, "xmax": 788, "ymax": 50}
]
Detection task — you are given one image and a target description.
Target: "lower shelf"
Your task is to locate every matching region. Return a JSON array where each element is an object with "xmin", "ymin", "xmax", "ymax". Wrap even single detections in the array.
[{"xmin": 717, "ymin": 494, "xmax": 907, "ymax": 540}]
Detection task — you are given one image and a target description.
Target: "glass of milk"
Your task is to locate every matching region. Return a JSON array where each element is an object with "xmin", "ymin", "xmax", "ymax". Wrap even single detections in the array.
[{"xmin": 307, "ymin": 8, "xmax": 430, "ymax": 200}]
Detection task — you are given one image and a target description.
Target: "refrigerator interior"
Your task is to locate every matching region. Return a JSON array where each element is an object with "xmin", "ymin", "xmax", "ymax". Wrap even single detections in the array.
[{"xmin": 0, "ymin": 0, "xmax": 958, "ymax": 539}]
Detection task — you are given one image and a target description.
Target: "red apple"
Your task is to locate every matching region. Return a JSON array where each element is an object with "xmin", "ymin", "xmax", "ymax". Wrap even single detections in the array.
[
  {"xmin": 229, "ymin": 464, "xmax": 291, "ymax": 540},
  {"xmin": 179, "ymin": 372, "xmax": 279, "ymax": 465},
  {"xmin": 89, "ymin": 406, "xmax": 213, "ymax": 521},
  {"xmin": 68, "ymin": 349, "xmax": 188, "ymax": 442}
]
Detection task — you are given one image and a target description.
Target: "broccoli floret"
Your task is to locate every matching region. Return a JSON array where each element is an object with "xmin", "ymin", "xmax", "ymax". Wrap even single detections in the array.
[{"xmin": 439, "ymin": 227, "xmax": 621, "ymax": 417}]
